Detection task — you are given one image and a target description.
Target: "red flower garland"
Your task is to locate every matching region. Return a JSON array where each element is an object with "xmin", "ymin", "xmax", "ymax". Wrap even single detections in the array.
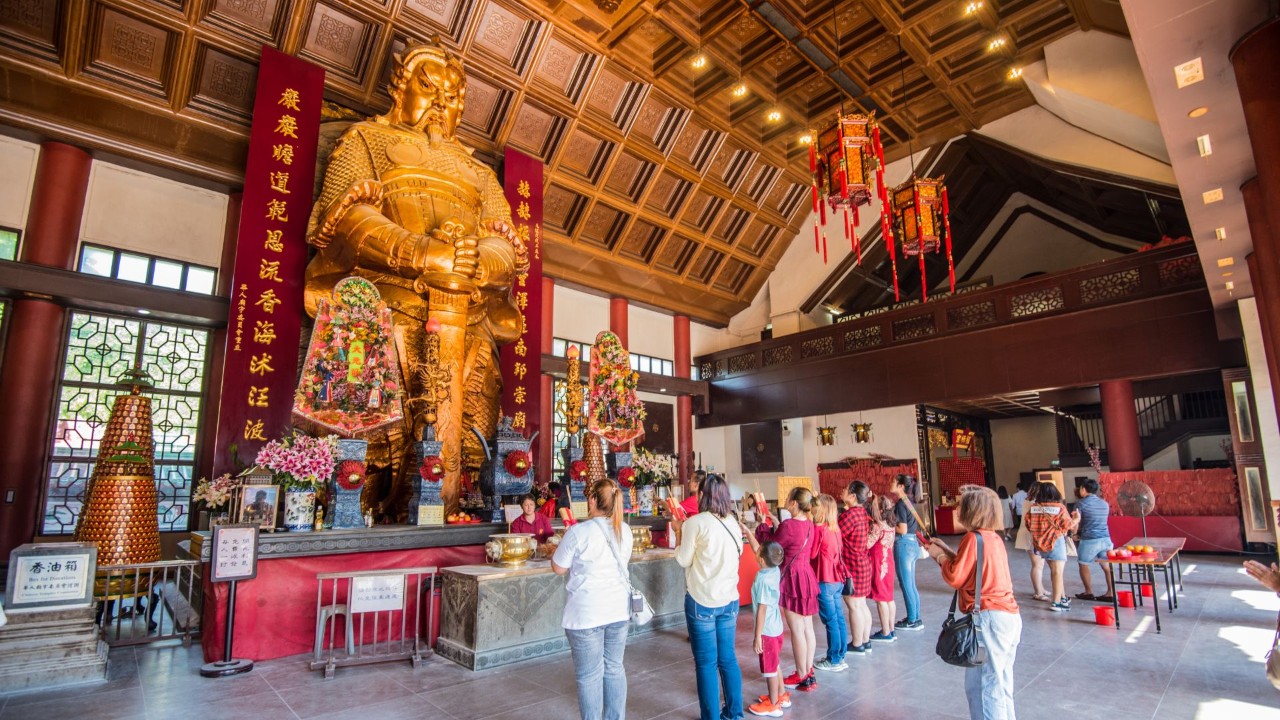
[
  {"xmin": 569, "ymin": 459, "xmax": 588, "ymax": 482},
  {"xmin": 617, "ymin": 466, "xmax": 636, "ymax": 488},
  {"xmin": 504, "ymin": 450, "xmax": 532, "ymax": 477},
  {"xmin": 336, "ymin": 460, "xmax": 366, "ymax": 490},
  {"xmin": 420, "ymin": 455, "xmax": 446, "ymax": 483}
]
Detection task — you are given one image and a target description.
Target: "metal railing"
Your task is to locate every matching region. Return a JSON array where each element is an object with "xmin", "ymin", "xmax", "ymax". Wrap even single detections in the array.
[
  {"xmin": 95, "ymin": 559, "xmax": 202, "ymax": 647},
  {"xmin": 310, "ymin": 566, "xmax": 437, "ymax": 679}
]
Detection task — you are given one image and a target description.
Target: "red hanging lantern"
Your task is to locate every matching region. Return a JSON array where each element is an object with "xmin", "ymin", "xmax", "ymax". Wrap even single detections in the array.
[
  {"xmin": 811, "ymin": 111, "xmax": 885, "ymax": 265},
  {"xmin": 504, "ymin": 449, "xmax": 532, "ymax": 478},
  {"xmin": 890, "ymin": 175, "xmax": 954, "ymax": 301}
]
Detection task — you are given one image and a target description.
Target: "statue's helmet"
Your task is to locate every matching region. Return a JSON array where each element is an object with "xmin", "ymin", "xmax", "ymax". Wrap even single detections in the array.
[{"xmin": 386, "ymin": 38, "xmax": 467, "ymax": 136}]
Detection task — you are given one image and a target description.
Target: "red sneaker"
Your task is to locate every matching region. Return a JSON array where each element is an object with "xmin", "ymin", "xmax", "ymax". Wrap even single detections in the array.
[
  {"xmin": 796, "ymin": 674, "xmax": 818, "ymax": 693},
  {"xmin": 782, "ymin": 671, "xmax": 803, "ymax": 687}
]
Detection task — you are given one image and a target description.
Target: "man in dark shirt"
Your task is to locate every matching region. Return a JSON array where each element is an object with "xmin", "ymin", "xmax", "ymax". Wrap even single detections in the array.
[
  {"xmin": 1072, "ymin": 478, "xmax": 1115, "ymax": 601},
  {"xmin": 891, "ymin": 475, "xmax": 924, "ymax": 630}
]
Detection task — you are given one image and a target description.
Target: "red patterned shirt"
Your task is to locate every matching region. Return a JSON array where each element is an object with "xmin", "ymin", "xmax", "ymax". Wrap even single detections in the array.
[{"xmin": 838, "ymin": 506, "xmax": 872, "ymax": 596}]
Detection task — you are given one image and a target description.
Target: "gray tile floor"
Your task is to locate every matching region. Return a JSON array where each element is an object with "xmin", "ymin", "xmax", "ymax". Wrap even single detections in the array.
[{"xmin": 3, "ymin": 546, "xmax": 1279, "ymax": 719}]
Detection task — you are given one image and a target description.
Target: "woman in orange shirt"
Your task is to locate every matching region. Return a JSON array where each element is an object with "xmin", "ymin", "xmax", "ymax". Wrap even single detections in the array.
[{"xmin": 925, "ymin": 487, "xmax": 1021, "ymax": 720}]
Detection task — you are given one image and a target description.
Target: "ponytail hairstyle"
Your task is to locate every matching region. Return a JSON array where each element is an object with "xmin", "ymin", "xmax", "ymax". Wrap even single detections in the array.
[
  {"xmin": 815, "ymin": 493, "xmax": 840, "ymax": 533},
  {"xmin": 787, "ymin": 486, "xmax": 815, "ymax": 516},
  {"xmin": 588, "ymin": 478, "xmax": 625, "ymax": 541},
  {"xmin": 848, "ymin": 480, "xmax": 871, "ymax": 508}
]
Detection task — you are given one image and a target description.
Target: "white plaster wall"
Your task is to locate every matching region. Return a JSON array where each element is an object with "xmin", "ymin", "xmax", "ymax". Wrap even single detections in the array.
[
  {"xmin": 552, "ymin": 285, "xmax": 610, "ymax": 345},
  {"xmin": 80, "ymin": 160, "xmax": 229, "ymax": 268},
  {"xmin": 693, "ymin": 419, "xmax": 809, "ymax": 500},
  {"xmin": 0, "ymin": 136, "xmax": 39, "ymax": 232},
  {"xmin": 1184, "ymin": 434, "xmax": 1230, "ymax": 464},
  {"xmin": 1144, "ymin": 443, "xmax": 1181, "ymax": 471},
  {"xmin": 990, "ymin": 416, "xmax": 1060, "ymax": 492},
  {"xmin": 798, "ymin": 406, "xmax": 921, "ymax": 473},
  {"xmin": 628, "ymin": 303, "xmax": 674, "ymax": 360}
]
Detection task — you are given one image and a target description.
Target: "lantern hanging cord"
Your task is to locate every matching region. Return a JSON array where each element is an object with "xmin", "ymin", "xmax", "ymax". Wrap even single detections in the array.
[{"xmin": 898, "ymin": 33, "xmax": 916, "ymax": 177}]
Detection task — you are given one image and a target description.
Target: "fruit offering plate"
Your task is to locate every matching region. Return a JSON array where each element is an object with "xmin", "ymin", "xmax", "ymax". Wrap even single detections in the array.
[{"xmin": 446, "ymin": 518, "xmax": 485, "ymax": 525}]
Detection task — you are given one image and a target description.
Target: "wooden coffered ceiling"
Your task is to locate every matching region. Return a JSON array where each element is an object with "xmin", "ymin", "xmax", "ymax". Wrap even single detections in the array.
[{"xmin": 0, "ymin": 0, "xmax": 1109, "ymax": 325}]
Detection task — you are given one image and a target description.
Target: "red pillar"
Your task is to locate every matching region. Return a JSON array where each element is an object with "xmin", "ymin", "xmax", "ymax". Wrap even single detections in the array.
[
  {"xmin": 1243, "ymin": 178, "xmax": 1280, "ymax": 419},
  {"xmin": 609, "ymin": 296, "xmax": 628, "ymax": 347},
  {"xmin": 0, "ymin": 141, "xmax": 92, "ymax": 558},
  {"xmin": 539, "ymin": 276, "xmax": 555, "ymax": 484},
  {"xmin": 199, "ymin": 193, "xmax": 242, "ymax": 480},
  {"xmin": 674, "ymin": 314, "xmax": 692, "ymax": 483},
  {"xmin": 1232, "ymin": 19, "xmax": 1280, "ymax": 234},
  {"xmin": 1100, "ymin": 380, "xmax": 1143, "ymax": 472}
]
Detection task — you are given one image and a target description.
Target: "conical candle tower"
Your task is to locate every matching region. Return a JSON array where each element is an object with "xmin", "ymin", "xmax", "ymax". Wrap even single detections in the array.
[{"xmin": 73, "ymin": 367, "xmax": 161, "ymax": 566}]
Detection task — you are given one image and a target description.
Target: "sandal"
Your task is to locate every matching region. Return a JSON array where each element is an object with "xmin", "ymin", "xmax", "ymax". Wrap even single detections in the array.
[
  {"xmin": 1074, "ymin": 592, "xmax": 1096, "ymax": 601},
  {"xmin": 1032, "ymin": 593, "xmax": 1051, "ymax": 601},
  {"xmin": 1095, "ymin": 595, "xmax": 1115, "ymax": 603}
]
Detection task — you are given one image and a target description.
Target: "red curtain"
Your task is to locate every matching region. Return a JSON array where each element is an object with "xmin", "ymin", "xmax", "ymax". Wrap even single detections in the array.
[
  {"xmin": 818, "ymin": 459, "xmax": 919, "ymax": 499},
  {"xmin": 937, "ymin": 457, "xmax": 986, "ymax": 497},
  {"xmin": 1098, "ymin": 469, "xmax": 1239, "ymax": 517}
]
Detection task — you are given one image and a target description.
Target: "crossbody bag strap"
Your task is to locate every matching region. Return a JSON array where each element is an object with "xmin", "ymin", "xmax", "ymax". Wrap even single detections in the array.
[
  {"xmin": 905, "ymin": 501, "xmax": 927, "ymax": 534},
  {"xmin": 715, "ymin": 515, "xmax": 743, "ymax": 557},
  {"xmin": 596, "ymin": 520, "xmax": 633, "ymax": 591},
  {"xmin": 973, "ymin": 531, "xmax": 984, "ymax": 614}
]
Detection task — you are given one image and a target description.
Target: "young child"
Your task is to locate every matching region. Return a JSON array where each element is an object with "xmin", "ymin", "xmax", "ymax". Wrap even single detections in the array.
[
  {"xmin": 811, "ymin": 494, "xmax": 849, "ymax": 672},
  {"xmin": 748, "ymin": 541, "xmax": 790, "ymax": 717}
]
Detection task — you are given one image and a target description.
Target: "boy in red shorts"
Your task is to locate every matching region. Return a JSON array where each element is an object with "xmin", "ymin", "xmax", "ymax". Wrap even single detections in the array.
[{"xmin": 749, "ymin": 541, "xmax": 789, "ymax": 717}]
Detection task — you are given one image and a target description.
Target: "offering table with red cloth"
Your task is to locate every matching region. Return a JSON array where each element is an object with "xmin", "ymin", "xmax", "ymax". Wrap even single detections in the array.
[{"xmin": 190, "ymin": 518, "xmax": 672, "ymax": 664}]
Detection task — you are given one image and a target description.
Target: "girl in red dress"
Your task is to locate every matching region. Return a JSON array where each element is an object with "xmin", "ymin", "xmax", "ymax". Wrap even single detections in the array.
[
  {"xmin": 510, "ymin": 494, "xmax": 555, "ymax": 543},
  {"xmin": 750, "ymin": 487, "xmax": 820, "ymax": 691},
  {"xmin": 866, "ymin": 495, "xmax": 898, "ymax": 642}
]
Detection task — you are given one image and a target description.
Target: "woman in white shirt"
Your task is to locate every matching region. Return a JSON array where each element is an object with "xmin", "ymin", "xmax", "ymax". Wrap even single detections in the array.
[
  {"xmin": 672, "ymin": 474, "xmax": 744, "ymax": 720},
  {"xmin": 553, "ymin": 479, "xmax": 633, "ymax": 720}
]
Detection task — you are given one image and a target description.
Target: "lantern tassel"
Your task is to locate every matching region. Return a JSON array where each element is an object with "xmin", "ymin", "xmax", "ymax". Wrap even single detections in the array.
[
  {"xmin": 943, "ymin": 185, "xmax": 955, "ymax": 293},
  {"xmin": 813, "ymin": 219, "xmax": 821, "ymax": 255}
]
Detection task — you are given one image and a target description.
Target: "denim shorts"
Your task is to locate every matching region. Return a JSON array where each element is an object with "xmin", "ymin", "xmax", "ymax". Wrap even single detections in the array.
[
  {"xmin": 1077, "ymin": 537, "xmax": 1112, "ymax": 566},
  {"xmin": 1033, "ymin": 535, "xmax": 1067, "ymax": 561}
]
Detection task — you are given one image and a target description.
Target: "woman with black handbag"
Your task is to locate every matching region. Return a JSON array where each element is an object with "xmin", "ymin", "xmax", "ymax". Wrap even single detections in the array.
[{"xmin": 925, "ymin": 487, "xmax": 1021, "ymax": 720}]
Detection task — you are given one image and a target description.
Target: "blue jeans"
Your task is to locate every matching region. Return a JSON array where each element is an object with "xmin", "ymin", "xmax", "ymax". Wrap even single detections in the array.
[
  {"xmin": 817, "ymin": 582, "xmax": 848, "ymax": 663},
  {"xmin": 965, "ymin": 610, "xmax": 1021, "ymax": 720},
  {"xmin": 893, "ymin": 534, "xmax": 921, "ymax": 622},
  {"xmin": 566, "ymin": 620, "xmax": 628, "ymax": 720},
  {"xmin": 684, "ymin": 594, "xmax": 744, "ymax": 720}
]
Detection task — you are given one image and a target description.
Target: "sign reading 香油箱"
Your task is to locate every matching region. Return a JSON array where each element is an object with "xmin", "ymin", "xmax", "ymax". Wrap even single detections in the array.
[
  {"xmin": 212, "ymin": 47, "xmax": 325, "ymax": 478},
  {"xmin": 4, "ymin": 542, "xmax": 97, "ymax": 611}
]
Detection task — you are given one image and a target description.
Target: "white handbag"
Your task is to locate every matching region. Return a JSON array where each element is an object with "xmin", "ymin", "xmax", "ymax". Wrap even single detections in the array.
[{"xmin": 599, "ymin": 522, "xmax": 654, "ymax": 626}]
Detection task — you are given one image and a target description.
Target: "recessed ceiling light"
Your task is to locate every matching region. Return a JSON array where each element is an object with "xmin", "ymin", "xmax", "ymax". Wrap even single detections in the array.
[
  {"xmin": 732, "ymin": 83, "xmax": 748, "ymax": 98},
  {"xmin": 138, "ymin": 309, "xmax": 152, "ymax": 315},
  {"xmin": 1217, "ymin": 257, "xmax": 1234, "ymax": 267},
  {"xmin": 1203, "ymin": 188, "xmax": 1224, "ymax": 204},
  {"xmin": 1222, "ymin": 271, "xmax": 1234, "ymax": 277},
  {"xmin": 766, "ymin": 110, "xmax": 783, "ymax": 122},
  {"xmin": 964, "ymin": 2, "xmax": 984, "ymax": 16},
  {"xmin": 1174, "ymin": 57, "xmax": 1204, "ymax": 88},
  {"xmin": 1197, "ymin": 134, "xmax": 1212, "ymax": 157},
  {"xmin": 987, "ymin": 36, "xmax": 1007, "ymax": 52},
  {"xmin": 1188, "ymin": 106, "xmax": 1209, "ymax": 118},
  {"xmin": 1214, "ymin": 227, "xmax": 1227, "ymax": 241},
  {"xmin": 659, "ymin": 388, "xmax": 667, "ymax": 392},
  {"xmin": 691, "ymin": 55, "xmax": 708, "ymax": 70},
  {"xmin": 1225, "ymin": 281, "xmax": 1235, "ymax": 291},
  {"xmin": 799, "ymin": 134, "xmax": 813, "ymax": 145},
  {"xmin": 1007, "ymin": 66, "xmax": 1023, "ymax": 80}
]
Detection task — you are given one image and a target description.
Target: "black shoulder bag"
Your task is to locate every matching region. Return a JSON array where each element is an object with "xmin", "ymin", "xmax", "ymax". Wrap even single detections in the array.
[{"xmin": 936, "ymin": 532, "xmax": 987, "ymax": 668}]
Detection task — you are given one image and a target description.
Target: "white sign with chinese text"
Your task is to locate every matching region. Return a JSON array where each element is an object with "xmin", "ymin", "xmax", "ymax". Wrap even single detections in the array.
[
  {"xmin": 12, "ymin": 554, "xmax": 91, "ymax": 605},
  {"xmin": 350, "ymin": 574, "xmax": 405, "ymax": 614},
  {"xmin": 211, "ymin": 525, "xmax": 259, "ymax": 582}
]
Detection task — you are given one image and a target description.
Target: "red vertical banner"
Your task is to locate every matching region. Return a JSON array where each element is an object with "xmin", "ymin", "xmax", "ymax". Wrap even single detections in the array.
[
  {"xmin": 212, "ymin": 47, "xmax": 324, "ymax": 477},
  {"xmin": 500, "ymin": 149, "xmax": 543, "ymax": 456}
]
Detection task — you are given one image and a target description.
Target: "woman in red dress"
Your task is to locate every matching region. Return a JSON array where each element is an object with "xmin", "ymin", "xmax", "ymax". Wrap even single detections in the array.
[
  {"xmin": 749, "ymin": 487, "xmax": 820, "ymax": 692},
  {"xmin": 866, "ymin": 495, "xmax": 898, "ymax": 642},
  {"xmin": 510, "ymin": 494, "xmax": 555, "ymax": 543}
]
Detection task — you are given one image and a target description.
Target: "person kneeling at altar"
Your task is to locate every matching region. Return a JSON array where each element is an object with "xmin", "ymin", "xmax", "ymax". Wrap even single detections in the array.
[{"xmin": 512, "ymin": 494, "xmax": 555, "ymax": 543}]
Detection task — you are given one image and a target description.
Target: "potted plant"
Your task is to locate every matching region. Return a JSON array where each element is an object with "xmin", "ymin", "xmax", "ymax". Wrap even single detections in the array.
[
  {"xmin": 255, "ymin": 433, "xmax": 338, "ymax": 531},
  {"xmin": 192, "ymin": 473, "xmax": 238, "ymax": 528}
]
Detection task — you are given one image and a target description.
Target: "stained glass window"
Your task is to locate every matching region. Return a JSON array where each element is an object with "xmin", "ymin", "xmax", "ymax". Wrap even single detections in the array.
[{"xmin": 43, "ymin": 312, "xmax": 211, "ymax": 535}]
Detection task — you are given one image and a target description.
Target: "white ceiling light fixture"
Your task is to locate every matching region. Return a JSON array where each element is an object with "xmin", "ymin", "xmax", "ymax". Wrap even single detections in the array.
[
  {"xmin": 1188, "ymin": 106, "xmax": 1209, "ymax": 118},
  {"xmin": 963, "ymin": 1, "xmax": 984, "ymax": 16},
  {"xmin": 1225, "ymin": 281, "xmax": 1235, "ymax": 291},
  {"xmin": 1196, "ymin": 134, "xmax": 1212, "ymax": 157},
  {"xmin": 1214, "ymin": 227, "xmax": 1227, "ymax": 241},
  {"xmin": 1217, "ymin": 257, "xmax": 1234, "ymax": 267},
  {"xmin": 1174, "ymin": 57, "xmax": 1204, "ymax": 88},
  {"xmin": 1202, "ymin": 188, "xmax": 1224, "ymax": 204}
]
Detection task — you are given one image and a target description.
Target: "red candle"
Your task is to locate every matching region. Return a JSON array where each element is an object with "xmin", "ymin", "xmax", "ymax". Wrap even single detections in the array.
[{"xmin": 425, "ymin": 317, "xmax": 442, "ymax": 333}]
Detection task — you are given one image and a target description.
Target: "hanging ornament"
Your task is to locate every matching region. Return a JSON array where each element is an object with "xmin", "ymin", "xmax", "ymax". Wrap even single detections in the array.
[
  {"xmin": 809, "ymin": 112, "xmax": 888, "ymax": 266},
  {"xmin": 890, "ymin": 175, "xmax": 955, "ymax": 301}
]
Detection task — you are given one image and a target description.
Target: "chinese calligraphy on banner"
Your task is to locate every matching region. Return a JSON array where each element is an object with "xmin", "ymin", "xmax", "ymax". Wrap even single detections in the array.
[
  {"xmin": 212, "ymin": 48, "xmax": 324, "ymax": 477},
  {"xmin": 499, "ymin": 149, "xmax": 543, "ymax": 451}
]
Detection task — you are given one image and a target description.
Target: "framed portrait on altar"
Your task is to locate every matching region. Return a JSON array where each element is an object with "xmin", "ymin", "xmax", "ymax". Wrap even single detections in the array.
[{"xmin": 234, "ymin": 482, "xmax": 279, "ymax": 531}]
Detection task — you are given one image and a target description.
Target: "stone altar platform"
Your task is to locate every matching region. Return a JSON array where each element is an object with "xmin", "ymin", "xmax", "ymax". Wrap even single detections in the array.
[
  {"xmin": 437, "ymin": 548, "xmax": 686, "ymax": 670},
  {"xmin": 0, "ymin": 606, "xmax": 108, "ymax": 692}
]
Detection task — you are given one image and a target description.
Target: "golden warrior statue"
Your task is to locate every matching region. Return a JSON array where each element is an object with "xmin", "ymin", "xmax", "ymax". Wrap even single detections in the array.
[{"xmin": 305, "ymin": 39, "xmax": 527, "ymax": 517}]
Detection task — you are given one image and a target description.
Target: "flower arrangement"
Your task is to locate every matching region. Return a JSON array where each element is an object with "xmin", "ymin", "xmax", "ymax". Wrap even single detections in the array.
[
  {"xmin": 1086, "ymin": 444, "xmax": 1103, "ymax": 474},
  {"xmin": 631, "ymin": 448, "xmax": 674, "ymax": 487},
  {"xmin": 587, "ymin": 331, "xmax": 645, "ymax": 446},
  {"xmin": 193, "ymin": 473, "xmax": 237, "ymax": 510},
  {"xmin": 254, "ymin": 433, "xmax": 339, "ymax": 490},
  {"xmin": 294, "ymin": 277, "xmax": 404, "ymax": 436}
]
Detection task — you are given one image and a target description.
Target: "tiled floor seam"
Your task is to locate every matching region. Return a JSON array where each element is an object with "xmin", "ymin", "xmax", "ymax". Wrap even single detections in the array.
[{"xmin": 1149, "ymin": 562, "xmax": 1224, "ymax": 718}]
